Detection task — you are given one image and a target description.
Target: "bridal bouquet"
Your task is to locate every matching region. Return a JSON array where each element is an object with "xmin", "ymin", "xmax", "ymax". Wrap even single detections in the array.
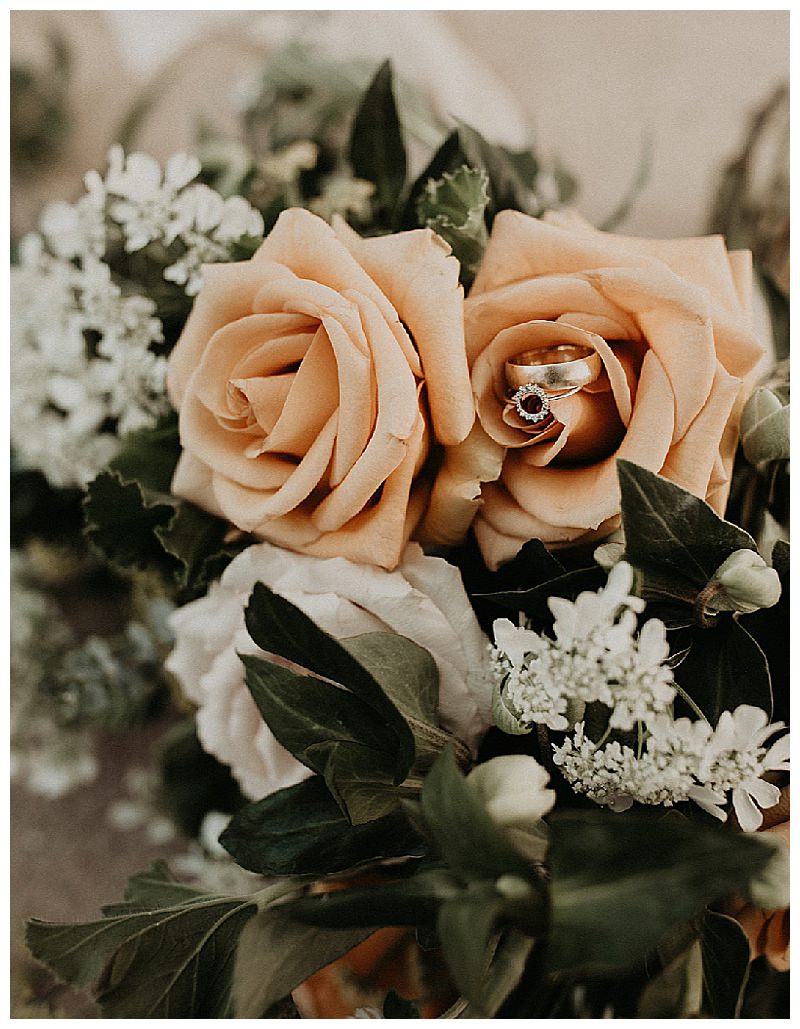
[{"xmin": 13, "ymin": 54, "xmax": 790, "ymax": 1019}]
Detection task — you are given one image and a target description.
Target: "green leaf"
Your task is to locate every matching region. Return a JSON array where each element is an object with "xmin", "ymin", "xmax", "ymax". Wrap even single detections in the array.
[
  {"xmin": 245, "ymin": 584, "xmax": 414, "ymax": 763},
  {"xmin": 482, "ymin": 566, "xmax": 606, "ymax": 619},
  {"xmin": 232, "ymin": 906, "xmax": 372, "ymax": 1017},
  {"xmin": 84, "ymin": 470, "xmax": 175, "ymax": 570},
  {"xmin": 108, "ymin": 410, "xmax": 180, "ymax": 493},
  {"xmin": 416, "ymin": 165, "xmax": 489, "ymax": 282},
  {"xmin": 27, "ymin": 891, "xmax": 259, "ymax": 1016},
  {"xmin": 617, "ymin": 460, "xmax": 757, "ymax": 601},
  {"xmin": 286, "ymin": 867, "xmax": 462, "ymax": 930},
  {"xmin": 637, "ymin": 940, "xmax": 703, "ymax": 1018},
  {"xmin": 220, "ymin": 776, "xmax": 424, "ymax": 876},
  {"xmin": 672, "ymin": 616, "xmax": 772, "ymax": 723},
  {"xmin": 341, "ymin": 633, "xmax": 463, "ymax": 771},
  {"xmin": 546, "ymin": 809, "xmax": 773, "ymax": 973},
  {"xmin": 103, "ymin": 860, "xmax": 205, "ymax": 915},
  {"xmin": 420, "ymin": 748, "xmax": 544, "ymax": 889},
  {"xmin": 400, "ymin": 121, "xmax": 529, "ymax": 230},
  {"xmin": 241, "ymin": 655, "xmax": 408, "ymax": 824},
  {"xmin": 699, "ymin": 910, "xmax": 751, "ymax": 1018},
  {"xmin": 158, "ymin": 719, "xmax": 243, "ymax": 838},
  {"xmin": 471, "ymin": 930, "xmax": 534, "ymax": 1018},
  {"xmin": 772, "ymin": 538, "xmax": 789, "ymax": 577},
  {"xmin": 349, "ymin": 59, "xmax": 407, "ymax": 218},
  {"xmin": 437, "ymin": 885, "xmax": 503, "ymax": 1014}
]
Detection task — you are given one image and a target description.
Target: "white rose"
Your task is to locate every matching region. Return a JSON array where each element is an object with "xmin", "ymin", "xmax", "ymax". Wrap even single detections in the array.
[{"xmin": 166, "ymin": 541, "xmax": 493, "ymax": 800}]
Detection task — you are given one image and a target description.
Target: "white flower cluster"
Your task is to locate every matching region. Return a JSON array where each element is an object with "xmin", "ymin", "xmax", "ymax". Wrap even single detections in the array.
[
  {"xmin": 492, "ymin": 563, "xmax": 674, "ymax": 733},
  {"xmin": 11, "ymin": 146, "xmax": 264, "ymax": 488},
  {"xmin": 491, "ymin": 563, "xmax": 789, "ymax": 830},
  {"xmin": 553, "ymin": 708, "xmax": 789, "ymax": 832}
]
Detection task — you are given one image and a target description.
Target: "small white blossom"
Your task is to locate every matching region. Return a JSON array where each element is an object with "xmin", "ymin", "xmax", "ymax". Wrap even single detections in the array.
[
  {"xmin": 490, "ymin": 563, "xmax": 673, "ymax": 735},
  {"xmin": 260, "ymin": 140, "xmax": 319, "ymax": 185},
  {"xmin": 697, "ymin": 706, "xmax": 790, "ymax": 831}
]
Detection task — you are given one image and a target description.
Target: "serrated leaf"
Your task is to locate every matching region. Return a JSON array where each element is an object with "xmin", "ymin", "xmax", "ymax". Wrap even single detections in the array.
[
  {"xmin": 233, "ymin": 907, "xmax": 372, "ymax": 1017},
  {"xmin": 27, "ymin": 893, "xmax": 258, "ymax": 1016},
  {"xmin": 420, "ymin": 748, "xmax": 543, "ymax": 887},
  {"xmin": 102, "ymin": 860, "xmax": 205, "ymax": 915},
  {"xmin": 617, "ymin": 460, "xmax": 758, "ymax": 601},
  {"xmin": 416, "ymin": 165, "xmax": 489, "ymax": 282},
  {"xmin": 546, "ymin": 809, "xmax": 773, "ymax": 973},
  {"xmin": 399, "ymin": 121, "xmax": 530, "ymax": 230},
  {"xmin": 220, "ymin": 776, "xmax": 424, "ymax": 876},
  {"xmin": 673, "ymin": 616, "xmax": 772, "ymax": 722},
  {"xmin": 699, "ymin": 910, "xmax": 751, "ymax": 1018},
  {"xmin": 84, "ymin": 470, "xmax": 175, "ymax": 570},
  {"xmin": 108, "ymin": 410, "xmax": 180, "ymax": 493},
  {"xmin": 349, "ymin": 59, "xmax": 406, "ymax": 218}
]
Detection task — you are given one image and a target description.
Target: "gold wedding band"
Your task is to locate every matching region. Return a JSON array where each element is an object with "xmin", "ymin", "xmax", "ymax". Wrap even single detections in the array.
[{"xmin": 504, "ymin": 343, "xmax": 602, "ymax": 424}]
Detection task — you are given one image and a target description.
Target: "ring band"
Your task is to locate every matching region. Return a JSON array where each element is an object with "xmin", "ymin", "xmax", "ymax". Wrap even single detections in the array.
[{"xmin": 505, "ymin": 343, "xmax": 602, "ymax": 392}]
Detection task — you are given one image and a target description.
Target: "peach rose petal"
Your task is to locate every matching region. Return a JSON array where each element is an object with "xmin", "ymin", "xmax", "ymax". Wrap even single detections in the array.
[
  {"xmin": 260, "ymin": 417, "xmax": 428, "ymax": 570},
  {"xmin": 234, "ymin": 374, "xmax": 294, "ymax": 442},
  {"xmin": 172, "ymin": 450, "xmax": 226, "ymax": 521},
  {"xmin": 417, "ymin": 422, "xmax": 505, "ymax": 549},
  {"xmin": 213, "ymin": 413, "xmax": 338, "ymax": 526},
  {"xmin": 584, "ymin": 266, "xmax": 718, "ymax": 441},
  {"xmin": 181, "ymin": 393, "xmax": 295, "ymax": 490},
  {"xmin": 343, "ymin": 227, "xmax": 473, "ymax": 446},
  {"xmin": 466, "ymin": 275, "xmax": 641, "ymax": 365},
  {"xmin": 167, "ymin": 261, "xmax": 271, "ymax": 407},
  {"xmin": 659, "ymin": 364, "xmax": 741, "ymax": 502},
  {"xmin": 257, "ymin": 329, "xmax": 339, "ymax": 455}
]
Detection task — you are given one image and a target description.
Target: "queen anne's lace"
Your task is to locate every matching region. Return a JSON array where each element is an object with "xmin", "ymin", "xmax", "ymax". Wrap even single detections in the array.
[
  {"xmin": 11, "ymin": 146, "xmax": 264, "ymax": 488},
  {"xmin": 492, "ymin": 563, "xmax": 789, "ymax": 830}
]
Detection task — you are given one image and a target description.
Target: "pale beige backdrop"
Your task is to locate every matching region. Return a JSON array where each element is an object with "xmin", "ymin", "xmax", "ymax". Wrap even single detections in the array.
[{"xmin": 12, "ymin": 10, "xmax": 789, "ymax": 238}]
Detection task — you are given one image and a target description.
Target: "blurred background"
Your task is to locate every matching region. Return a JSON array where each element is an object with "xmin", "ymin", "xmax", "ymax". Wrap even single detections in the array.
[{"xmin": 10, "ymin": 9, "xmax": 789, "ymax": 1017}]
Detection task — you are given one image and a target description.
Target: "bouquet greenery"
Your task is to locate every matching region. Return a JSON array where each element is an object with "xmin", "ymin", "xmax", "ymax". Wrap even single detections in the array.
[{"xmin": 12, "ymin": 49, "xmax": 789, "ymax": 1019}]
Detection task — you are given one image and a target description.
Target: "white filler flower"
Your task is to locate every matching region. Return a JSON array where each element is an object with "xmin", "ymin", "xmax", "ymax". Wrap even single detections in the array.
[{"xmin": 166, "ymin": 542, "xmax": 493, "ymax": 800}]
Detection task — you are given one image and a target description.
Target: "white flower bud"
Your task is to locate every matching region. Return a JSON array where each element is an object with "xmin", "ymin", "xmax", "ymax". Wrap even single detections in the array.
[
  {"xmin": 706, "ymin": 549, "xmax": 782, "ymax": 615},
  {"xmin": 467, "ymin": 754, "xmax": 555, "ymax": 828}
]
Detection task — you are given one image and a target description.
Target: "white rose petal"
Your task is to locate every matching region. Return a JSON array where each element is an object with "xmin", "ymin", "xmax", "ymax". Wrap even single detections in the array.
[{"xmin": 166, "ymin": 542, "xmax": 493, "ymax": 800}]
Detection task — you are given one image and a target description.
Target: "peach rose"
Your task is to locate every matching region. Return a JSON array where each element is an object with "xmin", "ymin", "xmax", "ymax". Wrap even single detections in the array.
[
  {"xmin": 463, "ymin": 210, "xmax": 766, "ymax": 568},
  {"xmin": 167, "ymin": 208, "xmax": 474, "ymax": 570}
]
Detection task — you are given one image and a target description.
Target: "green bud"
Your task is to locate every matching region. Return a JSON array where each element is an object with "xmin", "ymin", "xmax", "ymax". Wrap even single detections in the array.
[
  {"xmin": 706, "ymin": 549, "xmax": 782, "ymax": 615},
  {"xmin": 740, "ymin": 386, "xmax": 790, "ymax": 466}
]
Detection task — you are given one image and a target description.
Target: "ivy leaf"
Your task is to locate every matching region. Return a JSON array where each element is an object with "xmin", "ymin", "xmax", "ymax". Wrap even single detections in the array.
[
  {"xmin": 220, "ymin": 776, "xmax": 424, "ymax": 876},
  {"xmin": 26, "ymin": 890, "xmax": 260, "ymax": 1016},
  {"xmin": 233, "ymin": 906, "xmax": 373, "ymax": 1017},
  {"xmin": 482, "ymin": 566, "xmax": 606, "ymax": 620},
  {"xmin": 546, "ymin": 809, "xmax": 773, "ymax": 973},
  {"xmin": 672, "ymin": 616, "xmax": 772, "ymax": 722},
  {"xmin": 349, "ymin": 59, "xmax": 406, "ymax": 219},
  {"xmin": 241, "ymin": 655, "xmax": 409, "ymax": 824},
  {"xmin": 617, "ymin": 460, "xmax": 757, "ymax": 604},
  {"xmin": 420, "ymin": 748, "xmax": 545, "ymax": 889},
  {"xmin": 699, "ymin": 910, "xmax": 752, "ymax": 1018}
]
